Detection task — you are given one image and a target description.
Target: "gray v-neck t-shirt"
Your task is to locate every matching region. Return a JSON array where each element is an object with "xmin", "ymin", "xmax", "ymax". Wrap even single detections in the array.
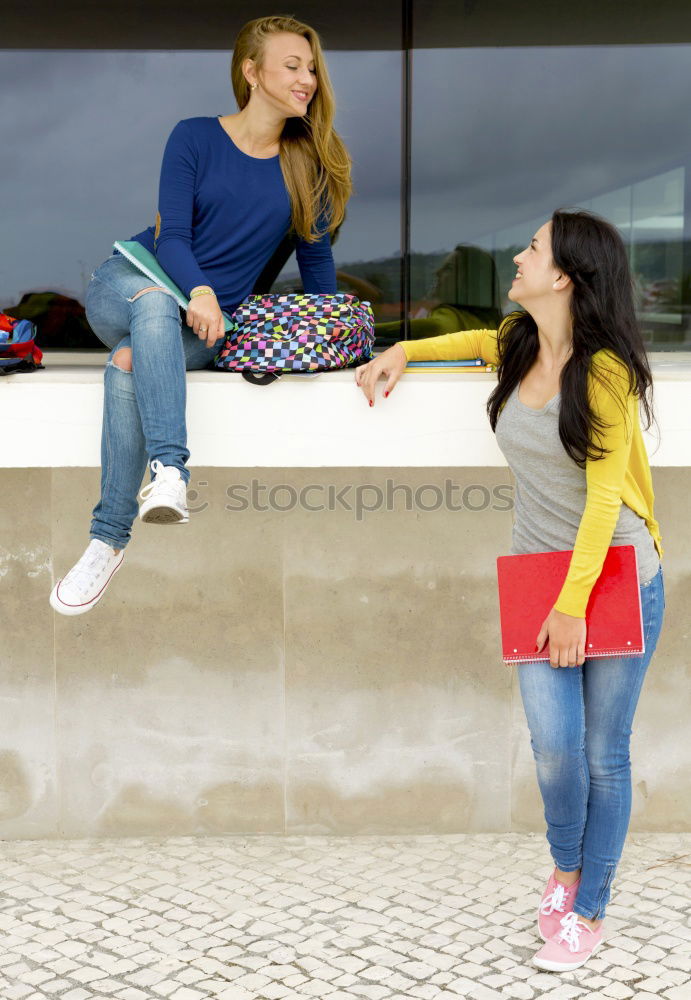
[{"xmin": 495, "ymin": 382, "xmax": 660, "ymax": 586}]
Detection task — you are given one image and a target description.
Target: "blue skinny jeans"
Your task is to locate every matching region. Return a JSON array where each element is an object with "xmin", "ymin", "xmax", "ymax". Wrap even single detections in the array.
[
  {"xmin": 517, "ymin": 564, "xmax": 665, "ymax": 919},
  {"xmin": 84, "ymin": 253, "xmax": 223, "ymax": 549}
]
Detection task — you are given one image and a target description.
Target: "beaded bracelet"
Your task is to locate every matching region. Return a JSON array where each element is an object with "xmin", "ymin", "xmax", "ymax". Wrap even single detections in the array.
[{"xmin": 190, "ymin": 287, "xmax": 215, "ymax": 299}]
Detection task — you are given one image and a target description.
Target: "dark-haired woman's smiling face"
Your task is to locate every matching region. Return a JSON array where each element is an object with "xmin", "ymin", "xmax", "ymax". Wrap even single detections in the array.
[{"xmin": 509, "ymin": 221, "xmax": 563, "ymax": 306}]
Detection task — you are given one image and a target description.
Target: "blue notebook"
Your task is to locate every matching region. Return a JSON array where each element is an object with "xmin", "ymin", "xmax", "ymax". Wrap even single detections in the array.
[{"xmin": 406, "ymin": 359, "xmax": 486, "ymax": 367}]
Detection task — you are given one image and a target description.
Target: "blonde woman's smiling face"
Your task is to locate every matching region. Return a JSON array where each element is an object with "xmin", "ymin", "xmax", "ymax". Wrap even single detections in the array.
[{"xmin": 248, "ymin": 32, "xmax": 317, "ymax": 118}]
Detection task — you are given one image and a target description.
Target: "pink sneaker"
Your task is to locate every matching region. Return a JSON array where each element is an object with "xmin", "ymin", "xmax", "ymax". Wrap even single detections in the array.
[
  {"xmin": 533, "ymin": 911, "xmax": 604, "ymax": 971},
  {"xmin": 538, "ymin": 870, "xmax": 581, "ymax": 941}
]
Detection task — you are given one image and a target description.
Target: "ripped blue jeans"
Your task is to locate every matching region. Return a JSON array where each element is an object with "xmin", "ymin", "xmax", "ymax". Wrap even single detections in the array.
[
  {"xmin": 517, "ymin": 564, "xmax": 665, "ymax": 919},
  {"xmin": 85, "ymin": 252, "xmax": 223, "ymax": 549}
]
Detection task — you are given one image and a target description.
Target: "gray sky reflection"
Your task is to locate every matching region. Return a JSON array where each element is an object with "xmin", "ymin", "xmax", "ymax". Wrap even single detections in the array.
[
  {"xmin": 1, "ymin": 45, "xmax": 689, "ymax": 304},
  {"xmin": 411, "ymin": 45, "xmax": 691, "ymax": 249},
  {"xmin": 1, "ymin": 49, "xmax": 401, "ymax": 303}
]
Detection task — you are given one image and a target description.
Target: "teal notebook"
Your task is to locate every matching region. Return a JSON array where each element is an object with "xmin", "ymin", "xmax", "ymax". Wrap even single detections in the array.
[{"xmin": 113, "ymin": 241, "xmax": 235, "ymax": 333}]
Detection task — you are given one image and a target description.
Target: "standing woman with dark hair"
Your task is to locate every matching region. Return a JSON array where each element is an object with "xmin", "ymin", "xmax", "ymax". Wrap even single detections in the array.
[
  {"xmin": 51, "ymin": 15, "xmax": 351, "ymax": 615},
  {"xmin": 356, "ymin": 210, "xmax": 664, "ymax": 972}
]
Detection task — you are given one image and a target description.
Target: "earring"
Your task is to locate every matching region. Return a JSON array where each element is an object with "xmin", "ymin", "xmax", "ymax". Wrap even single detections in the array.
[{"xmin": 251, "ymin": 83, "xmax": 257, "ymax": 91}]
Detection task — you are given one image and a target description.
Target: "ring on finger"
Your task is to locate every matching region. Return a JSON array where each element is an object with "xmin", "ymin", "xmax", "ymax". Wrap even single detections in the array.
[{"xmin": 199, "ymin": 326, "xmax": 208, "ymax": 333}]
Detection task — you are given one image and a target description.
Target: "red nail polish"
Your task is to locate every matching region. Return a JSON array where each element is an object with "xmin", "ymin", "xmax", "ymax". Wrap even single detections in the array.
[
  {"xmin": 384, "ymin": 391, "xmax": 389, "ymax": 398},
  {"xmin": 369, "ymin": 400, "xmax": 373, "ymax": 407}
]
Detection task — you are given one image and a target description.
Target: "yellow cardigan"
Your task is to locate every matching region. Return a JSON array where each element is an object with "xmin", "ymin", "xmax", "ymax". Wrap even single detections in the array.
[{"xmin": 400, "ymin": 326, "xmax": 663, "ymax": 618}]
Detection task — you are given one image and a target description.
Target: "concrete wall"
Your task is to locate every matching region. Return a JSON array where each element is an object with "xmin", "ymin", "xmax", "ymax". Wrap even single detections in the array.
[{"xmin": 1, "ymin": 466, "xmax": 689, "ymax": 839}]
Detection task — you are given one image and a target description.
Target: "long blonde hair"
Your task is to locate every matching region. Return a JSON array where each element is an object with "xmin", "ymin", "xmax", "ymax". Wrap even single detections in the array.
[{"xmin": 231, "ymin": 15, "xmax": 352, "ymax": 243}]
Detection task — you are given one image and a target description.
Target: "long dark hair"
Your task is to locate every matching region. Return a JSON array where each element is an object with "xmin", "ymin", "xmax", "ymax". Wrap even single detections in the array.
[{"xmin": 487, "ymin": 209, "xmax": 654, "ymax": 466}]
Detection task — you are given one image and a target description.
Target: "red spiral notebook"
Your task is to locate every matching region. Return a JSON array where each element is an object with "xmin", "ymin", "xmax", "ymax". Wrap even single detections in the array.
[{"xmin": 496, "ymin": 545, "xmax": 645, "ymax": 664}]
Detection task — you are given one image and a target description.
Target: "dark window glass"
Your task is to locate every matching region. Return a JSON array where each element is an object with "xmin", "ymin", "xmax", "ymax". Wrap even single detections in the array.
[
  {"xmin": 2, "ymin": 49, "xmax": 401, "ymax": 347},
  {"xmin": 410, "ymin": 44, "xmax": 691, "ymax": 350}
]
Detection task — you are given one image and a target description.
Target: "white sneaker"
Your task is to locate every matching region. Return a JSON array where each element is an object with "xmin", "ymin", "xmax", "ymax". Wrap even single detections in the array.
[
  {"xmin": 50, "ymin": 539, "xmax": 124, "ymax": 616},
  {"xmin": 138, "ymin": 459, "xmax": 189, "ymax": 524}
]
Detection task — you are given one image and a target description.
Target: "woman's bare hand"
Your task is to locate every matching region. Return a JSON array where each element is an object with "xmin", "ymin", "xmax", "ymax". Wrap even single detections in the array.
[
  {"xmin": 355, "ymin": 343, "xmax": 408, "ymax": 406},
  {"xmin": 185, "ymin": 289, "xmax": 226, "ymax": 348},
  {"xmin": 536, "ymin": 607, "xmax": 587, "ymax": 668}
]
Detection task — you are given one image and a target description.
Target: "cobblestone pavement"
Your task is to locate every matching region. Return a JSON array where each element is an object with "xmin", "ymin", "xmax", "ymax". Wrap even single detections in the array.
[{"xmin": 0, "ymin": 833, "xmax": 689, "ymax": 1000}]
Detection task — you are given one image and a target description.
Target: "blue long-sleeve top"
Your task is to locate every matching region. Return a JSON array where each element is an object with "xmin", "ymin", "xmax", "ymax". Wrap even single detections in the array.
[{"xmin": 129, "ymin": 116, "xmax": 336, "ymax": 312}]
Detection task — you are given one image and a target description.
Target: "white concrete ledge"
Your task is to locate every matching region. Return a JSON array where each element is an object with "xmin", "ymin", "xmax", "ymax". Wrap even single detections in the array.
[{"xmin": 2, "ymin": 351, "xmax": 690, "ymax": 467}]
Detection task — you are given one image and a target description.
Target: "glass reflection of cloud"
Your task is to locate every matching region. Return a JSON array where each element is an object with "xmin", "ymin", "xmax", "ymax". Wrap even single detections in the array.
[{"xmin": 411, "ymin": 46, "xmax": 690, "ymax": 344}]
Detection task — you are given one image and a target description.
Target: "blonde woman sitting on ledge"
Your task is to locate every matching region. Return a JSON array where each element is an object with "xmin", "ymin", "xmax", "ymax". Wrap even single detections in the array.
[{"xmin": 50, "ymin": 14, "xmax": 351, "ymax": 616}]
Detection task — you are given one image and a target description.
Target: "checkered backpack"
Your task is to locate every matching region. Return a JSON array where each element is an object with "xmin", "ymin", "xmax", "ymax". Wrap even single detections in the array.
[{"xmin": 214, "ymin": 292, "xmax": 375, "ymax": 384}]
